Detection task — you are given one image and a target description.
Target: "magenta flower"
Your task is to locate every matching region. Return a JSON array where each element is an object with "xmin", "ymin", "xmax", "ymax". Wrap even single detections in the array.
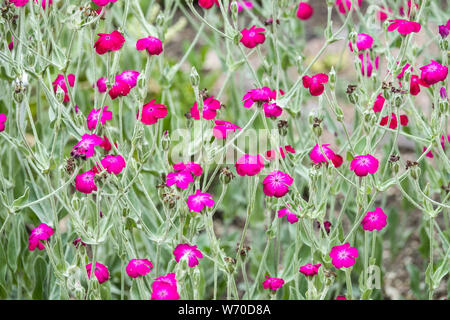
[
  {"xmin": 94, "ymin": 30, "xmax": 125, "ymax": 55},
  {"xmin": 377, "ymin": 6, "xmax": 392, "ymax": 22},
  {"xmin": 73, "ymin": 237, "xmax": 87, "ymax": 249},
  {"xmin": 302, "ymin": 73, "xmax": 329, "ymax": 96},
  {"xmin": 265, "ymin": 145, "xmax": 296, "ymax": 161},
  {"xmin": 380, "ymin": 113, "xmax": 408, "ymax": 129},
  {"xmin": 92, "ymin": 0, "xmax": 118, "ymax": 6},
  {"xmin": 263, "ymin": 102, "xmax": 283, "ymax": 118},
  {"xmin": 108, "ymin": 79, "xmax": 131, "ymax": 100},
  {"xmin": 242, "ymin": 87, "xmax": 277, "ymax": 108},
  {"xmin": 240, "ymin": 25, "xmax": 266, "ymax": 49},
  {"xmin": 52, "ymin": 74, "xmax": 75, "ymax": 103},
  {"xmin": 136, "ymin": 36, "xmax": 163, "ymax": 55},
  {"xmin": 387, "ymin": 19, "xmax": 421, "ymax": 35},
  {"xmin": 235, "ymin": 154, "xmax": 265, "ymax": 177},
  {"xmin": 190, "ymin": 96, "xmax": 222, "ymax": 120},
  {"xmin": 213, "ymin": 120, "xmax": 241, "ymax": 139},
  {"xmin": 372, "ymin": 94, "xmax": 385, "ymax": 113},
  {"xmin": 96, "ymin": 77, "xmax": 107, "ymax": 93},
  {"xmin": 336, "ymin": 295, "xmax": 347, "ymax": 300},
  {"xmin": 99, "ymin": 136, "xmax": 113, "ymax": 151},
  {"xmin": 329, "ymin": 243, "xmax": 359, "ymax": 269},
  {"xmin": 277, "ymin": 208, "xmax": 299, "ymax": 224},
  {"xmin": 86, "ymin": 262, "xmax": 109, "ymax": 284},
  {"xmin": 0, "ymin": 113, "xmax": 7, "ymax": 132},
  {"xmin": 349, "ymin": 33, "xmax": 373, "ymax": 51},
  {"xmin": 28, "ymin": 223, "xmax": 54, "ymax": 251},
  {"xmin": 410, "ymin": 74, "xmax": 429, "ymax": 96},
  {"xmin": 166, "ymin": 171, "xmax": 194, "ymax": 189},
  {"xmin": 11, "ymin": 0, "xmax": 53, "ymax": 9},
  {"xmin": 198, "ymin": 0, "xmax": 219, "ymax": 9},
  {"xmin": 262, "ymin": 276, "xmax": 285, "ymax": 291},
  {"xmin": 100, "ymin": 155, "xmax": 126, "ymax": 175},
  {"xmin": 336, "ymin": 0, "xmax": 361, "ymax": 14},
  {"xmin": 299, "ymin": 263, "xmax": 321, "ymax": 277},
  {"xmin": 73, "ymin": 134, "xmax": 103, "ymax": 158},
  {"xmin": 361, "ymin": 208, "xmax": 387, "ymax": 231},
  {"xmin": 296, "ymin": 2, "xmax": 314, "ymax": 20},
  {"xmin": 173, "ymin": 243, "xmax": 204, "ymax": 268},
  {"xmin": 151, "ymin": 273, "xmax": 180, "ymax": 300},
  {"xmin": 262, "ymin": 170, "xmax": 293, "ymax": 198},
  {"xmin": 126, "ymin": 259, "xmax": 153, "ymax": 278},
  {"xmin": 235, "ymin": 1, "xmax": 253, "ymax": 13},
  {"xmin": 173, "ymin": 162, "xmax": 203, "ymax": 177},
  {"xmin": 75, "ymin": 170, "xmax": 98, "ymax": 194},
  {"xmin": 350, "ymin": 154, "xmax": 379, "ymax": 177},
  {"xmin": 358, "ymin": 52, "xmax": 378, "ymax": 77},
  {"xmin": 419, "ymin": 60, "xmax": 448, "ymax": 86},
  {"xmin": 116, "ymin": 70, "xmax": 140, "ymax": 89},
  {"xmin": 438, "ymin": 19, "xmax": 450, "ymax": 38},
  {"xmin": 317, "ymin": 220, "xmax": 332, "ymax": 234},
  {"xmin": 187, "ymin": 189, "xmax": 215, "ymax": 213},
  {"xmin": 137, "ymin": 99, "xmax": 168, "ymax": 125},
  {"xmin": 309, "ymin": 144, "xmax": 343, "ymax": 168},
  {"xmin": 441, "ymin": 87, "xmax": 447, "ymax": 99},
  {"xmin": 423, "ymin": 147, "xmax": 434, "ymax": 159},
  {"xmin": 87, "ymin": 106, "xmax": 113, "ymax": 131},
  {"xmin": 399, "ymin": 1, "xmax": 418, "ymax": 17}
]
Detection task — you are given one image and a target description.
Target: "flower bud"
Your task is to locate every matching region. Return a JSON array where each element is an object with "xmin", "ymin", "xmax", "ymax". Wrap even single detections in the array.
[
  {"xmin": 329, "ymin": 66, "xmax": 336, "ymax": 90},
  {"xmin": 190, "ymin": 66, "xmax": 200, "ymax": 88},
  {"xmin": 220, "ymin": 166, "xmax": 234, "ymax": 185},
  {"xmin": 410, "ymin": 165, "xmax": 421, "ymax": 180},
  {"xmin": 156, "ymin": 13, "xmax": 165, "ymax": 27},
  {"xmin": 439, "ymin": 38, "xmax": 448, "ymax": 51},
  {"xmin": 56, "ymin": 86, "xmax": 65, "ymax": 103},
  {"xmin": 230, "ymin": 1, "xmax": 239, "ymax": 21},
  {"xmin": 162, "ymin": 130, "xmax": 170, "ymax": 151}
]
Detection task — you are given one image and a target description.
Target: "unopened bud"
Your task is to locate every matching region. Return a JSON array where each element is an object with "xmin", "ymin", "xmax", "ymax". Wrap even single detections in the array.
[
  {"xmin": 190, "ymin": 67, "xmax": 200, "ymax": 88},
  {"xmin": 156, "ymin": 13, "xmax": 165, "ymax": 27},
  {"xmin": 439, "ymin": 38, "xmax": 448, "ymax": 51},
  {"xmin": 329, "ymin": 67, "xmax": 336, "ymax": 90},
  {"xmin": 56, "ymin": 87, "xmax": 65, "ymax": 103},
  {"xmin": 162, "ymin": 130, "xmax": 170, "ymax": 151}
]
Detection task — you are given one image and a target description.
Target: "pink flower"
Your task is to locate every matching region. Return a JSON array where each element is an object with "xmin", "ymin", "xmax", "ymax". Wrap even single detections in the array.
[
  {"xmin": 198, "ymin": 0, "xmax": 219, "ymax": 9},
  {"xmin": 361, "ymin": 208, "xmax": 387, "ymax": 231},
  {"xmin": 173, "ymin": 162, "xmax": 203, "ymax": 177},
  {"xmin": 419, "ymin": 60, "xmax": 448, "ymax": 86},
  {"xmin": 409, "ymin": 74, "xmax": 429, "ymax": 96},
  {"xmin": 302, "ymin": 73, "xmax": 329, "ymax": 96},
  {"xmin": 73, "ymin": 237, "xmax": 87, "ymax": 248},
  {"xmin": 380, "ymin": 113, "xmax": 408, "ymax": 129},
  {"xmin": 439, "ymin": 20, "xmax": 450, "ymax": 38},
  {"xmin": 166, "ymin": 171, "xmax": 194, "ymax": 189},
  {"xmin": 242, "ymin": 87, "xmax": 277, "ymax": 108},
  {"xmin": 10, "ymin": 0, "xmax": 29, "ymax": 6},
  {"xmin": 358, "ymin": 52, "xmax": 378, "ymax": 77},
  {"xmin": 336, "ymin": 0, "xmax": 361, "ymax": 14},
  {"xmin": 262, "ymin": 170, "xmax": 293, "ymax": 198},
  {"xmin": 99, "ymin": 136, "xmax": 113, "ymax": 151},
  {"xmin": 187, "ymin": 189, "xmax": 215, "ymax": 213},
  {"xmin": 317, "ymin": 220, "xmax": 332, "ymax": 234},
  {"xmin": 309, "ymin": 144, "xmax": 343, "ymax": 168},
  {"xmin": 372, "ymin": 94, "xmax": 385, "ymax": 113},
  {"xmin": 235, "ymin": 1, "xmax": 253, "ymax": 13},
  {"xmin": 28, "ymin": 223, "xmax": 54, "ymax": 251},
  {"xmin": 173, "ymin": 243, "xmax": 203, "ymax": 267},
  {"xmin": 87, "ymin": 106, "xmax": 113, "ymax": 130},
  {"xmin": 137, "ymin": 99, "xmax": 168, "ymax": 125},
  {"xmin": 299, "ymin": 263, "xmax": 321, "ymax": 277},
  {"xmin": 73, "ymin": 134, "xmax": 103, "ymax": 158},
  {"xmin": 350, "ymin": 154, "xmax": 379, "ymax": 177},
  {"xmin": 96, "ymin": 77, "xmax": 107, "ymax": 93},
  {"xmin": 108, "ymin": 79, "xmax": 131, "ymax": 100},
  {"xmin": 240, "ymin": 25, "xmax": 266, "ymax": 49},
  {"xmin": 213, "ymin": 120, "xmax": 241, "ymax": 139},
  {"xmin": 52, "ymin": 74, "xmax": 75, "ymax": 103},
  {"xmin": 387, "ymin": 19, "xmax": 421, "ymax": 35},
  {"xmin": 126, "ymin": 259, "xmax": 153, "ymax": 278},
  {"xmin": 235, "ymin": 154, "xmax": 265, "ymax": 177},
  {"xmin": 262, "ymin": 276, "xmax": 285, "ymax": 291},
  {"xmin": 399, "ymin": 1, "xmax": 418, "ymax": 17},
  {"xmin": 75, "ymin": 170, "xmax": 98, "ymax": 194},
  {"xmin": 136, "ymin": 36, "xmax": 163, "ymax": 55},
  {"xmin": 190, "ymin": 96, "xmax": 222, "ymax": 120},
  {"xmin": 8, "ymin": 37, "xmax": 13, "ymax": 51},
  {"xmin": 263, "ymin": 102, "xmax": 283, "ymax": 118},
  {"xmin": 423, "ymin": 147, "xmax": 434, "ymax": 159},
  {"xmin": 92, "ymin": 0, "xmax": 118, "ymax": 6},
  {"xmin": 0, "ymin": 113, "xmax": 7, "ymax": 132},
  {"xmin": 377, "ymin": 6, "xmax": 392, "ymax": 22},
  {"xmin": 86, "ymin": 262, "xmax": 109, "ymax": 284},
  {"xmin": 329, "ymin": 243, "xmax": 359, "ymax": 269},
  {"xmin": 336, "ymin": 295, "xmax": 347, "ymax": 300},
  {"xmin": 116, "ymin": 70, "xmax": 140, "ymax": 89},
  {"xmin": 278, "ymin": 208, "xmax": 299, "ymax": 224},
  {"xmin": 94, "ymin": 30, "xmax": 125, "ymax": 55},
  {"xmin": 296, "ymin": 2, "xmax": 314, "ymax": 20},
  {"xmin": 151, "ymin": 273, "xmax": 179, "ymax": 300},
  {"xmin": 349, "ymin": 33, "xmax": 373, "ymax": 51},
  {"xmin": 265, "ymin": 145, "xmax": 296, "ymax": 161},
  {"xmin": 100, "ymin": 154, "xmax": 126, "ymax": 175}
]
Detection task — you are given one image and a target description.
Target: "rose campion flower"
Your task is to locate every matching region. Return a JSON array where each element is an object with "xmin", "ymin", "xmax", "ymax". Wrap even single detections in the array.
[
  {"xmin": 52, "ymin": 74, "xmax": 75, "ymax": 103},
  {"xmin": 263, "ymin": 102, "xmax": 283, "ymax": 118},
  {"xmin": 409, "ymin": 74, "xmax": 429, "ymax": 96},
  {"xmin": 380, "ymin": 113, "xmax": 408, "ymax": 129},
  {"xmin": 349, "ymin": 33, "xmax": 373, "ymax": 52},
  {"xmin": 423, "ymin": 147, "xmax": 434, "ymax": 159},
  {"xmin": 73, "ymin": 237, "xmax": 86, "ymax": 249},
  {"xmin": 213, "ymin": 120, "xmax": 241, "ymax": 139},
  {"xmin": 87, "ymin": 106, "xmax": 113, "ymax": 130},
  {"xmin": 116, "ymin": 70, "xmax": 140, "ymax": 89},
  {"xmin": 350, "ymin": 154, "xmax": 379, "ymax": 177},
  {"xmin": 372, "ymin": 94, "xmax": 385, "ymax": 113},
  {"xmin": 190, "ymin": 96, "xmax": 221, "ymax": 120},
  {"xmin": 28, "ymin": 223, "xmax": 54, "ymax": 251},
  {"xmin": 173, "ymin": 244, "xmax": 204, "ymax": 268},
  {"xmin": 99, "ymin": 136, "xmax": 113, "ymax": 151},
  {"xmin": 99, "ymin": 154, "xmax": 126, "ymax": 175},
  {"xmin": 108, "ymin": 79, "xmax": 131, "ymax": 100},
  {"xmin": 173, "ymin": 162, "xmax": 203, "ymax": 177},
  {"xmin": 166, "ymin": 170, "xmax": 194, "ymax": 189},
  {"xmin": 94, "ymin": 30, "xmax": 125, "ymax": 55},
  {"xmin": 329, "ymin": 243, "xmax": 359, "ymax": 269},
  {"xmin": 438, "ymin": 20, "xmax": 450, "ymax": 38},
  {"xmin": 235, "ymin": 154, "xmax": 265, "ymax": 177},
  {"xmin": 419, "ymin": 60, "xmax": 448, "ymax": 86},
  {"xmin": 309, "ymin": 144, "xmax": 343, "ymax": 168},
  {"xmin": 126, "ymin": 259, "xmax": 153, "ymax": 278},
  {"xmin": 235, "ymin": 1, "xmax": 253, "ymax": 13},
  {"xmin": 0, "ymin": 113, "xmax": 7, "ymax": 132},
  {"xmin": 92, "ymin": 0, "xmax": 118, "ymax": 7},
  {"xmin": 242, "ymin": 87, "xmax": 277, "ymax": 108},
  {"xmin": 198, "ymin": 0, "xmax": 219, "ymax": 9},
  {"xmin": 73, "ymin": 134, "xmax": 103, "ymax": 158},
  {"xmin": 262, "ymin": 276, "xmax": 285, "ymax": 291},
  {"xmin": 316, "ymin": 220, "xmax": 332, "ymax": 234},
  {"xmin": 277, "ymin": 208, "xmax": 299, "ymax": 224},
  {"xmin": 136, "ymin": 36, "xmax": 163, "ymax": 55},
  {"xmin": 137, "ymin": 99, "xmax": 168, "ymax": 125},
  {"xmin": 440, "ymin": 87, "xmax": 447, "ymax": 99},
  {"xmin": 240, "ymin": 25, "xmax": 266, "ymax": 49},
  {"xmin": 296, "ymin": 2, "xmax": 314, "ymax": 20},
  {"xmin": 151, "ymin": 273, "xmax": 179, "ymax": 300},
  {"xmin": 187, "ymin": 190, "xmax": 215, "ymax": 212},
  {"xmin": 336, "ymin": 296, "xmax": 347, "ymax": 300},
  {"xmin": 358, "ymin": 52, "xmax": 378, "ymax": 77},
  {"xmin": 262, "ymin": 170, "xmax": 293, "ymax": 198},
  {"xmin": 399, "ymin": 0, "xmax": 418, "ymax": 17},
  {"xmin": 11, "ymin": 0, "xmax": 52, "ymax": 9},
  {"xmin": 86, "ymin": 262, "xmax": 109, "ymax": 284},
  {"xmin": 96, "ymin": 77, "xmax": 107, "ymax": 93},
  {"xmin": 387, "ymin": 19, "xmax": 421, "ymax": 35},
  {"xmin": 377, "ymin": 6, "xmax": 392, "ymax": 22},
  {"xmin": 299, "ymin": 263, "xmax": 321, "ymax": 277},
  {"xmin": 336, "ymin": 0, "xmax": 361, "ymax": 14},
  {"xmin": 361, "ymin": 208, "xmax": 387, "ymax": 231},
  {"xmin": 265, "ymin": 145, "xmax": 296, "ymax": 161},
  {"xmin": 75, "ymin": 170, "xmax": 98, "ymax": 194},
  {"xmin": 302, "ymin": 73, "xmax": 329, "ymax": 96}
]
